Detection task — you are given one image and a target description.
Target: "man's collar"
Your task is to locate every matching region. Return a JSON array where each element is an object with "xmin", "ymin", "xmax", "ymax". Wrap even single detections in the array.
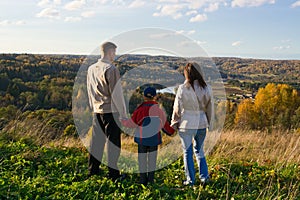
[{"xmin": 100, "ymin": 58, "xmax": 111, "ymax": 64}]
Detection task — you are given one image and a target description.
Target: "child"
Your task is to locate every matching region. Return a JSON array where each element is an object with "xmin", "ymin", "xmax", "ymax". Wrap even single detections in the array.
[{"xmin": 121, "ymin": 87, "xmax": 175, "ymax": 185}]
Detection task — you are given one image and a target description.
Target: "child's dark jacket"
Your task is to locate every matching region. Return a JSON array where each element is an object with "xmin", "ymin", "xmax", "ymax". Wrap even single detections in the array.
[{"xmin": 121, "ymin": 101, "xmax": 175, "ymax": 146}]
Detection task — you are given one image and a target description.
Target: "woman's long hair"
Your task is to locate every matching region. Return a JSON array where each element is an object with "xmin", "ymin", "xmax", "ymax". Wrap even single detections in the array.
[{"xmin": 184, "ymin": 62, "xmax": 207, "ymax": 89}]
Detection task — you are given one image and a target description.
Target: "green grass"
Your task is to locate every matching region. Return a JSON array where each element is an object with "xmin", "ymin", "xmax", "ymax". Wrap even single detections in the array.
[{"xmin": 0, "ymin": 132, "xmax": 299, "ymax": 200}]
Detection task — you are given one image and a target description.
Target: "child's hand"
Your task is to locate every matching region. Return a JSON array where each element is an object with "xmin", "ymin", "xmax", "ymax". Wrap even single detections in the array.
[
  {"xmin": 171, "ymin": 124, "xmax": 178, "ymax": 130},
  {"xmin": 120, "ymin": 118, "xmax": 137, "ymax": 128},
  {"xmin": 119, "ymin": 117, "xmax": 128, "ymax": 125}
]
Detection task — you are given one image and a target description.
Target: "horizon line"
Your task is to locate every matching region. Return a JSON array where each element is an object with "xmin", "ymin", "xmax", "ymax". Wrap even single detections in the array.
[{"xmin": 1, "ymin": 52, "xmax": 299, "ymax": 61}]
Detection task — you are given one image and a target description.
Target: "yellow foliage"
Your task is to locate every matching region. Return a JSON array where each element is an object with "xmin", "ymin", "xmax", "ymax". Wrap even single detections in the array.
[
  {"xmin": 235, "ymin": 83, "xmax": 300, "ymax": 130},
  {"xmin": 235, "ymin": 99, "xmax": 255, "ymax": 128}
]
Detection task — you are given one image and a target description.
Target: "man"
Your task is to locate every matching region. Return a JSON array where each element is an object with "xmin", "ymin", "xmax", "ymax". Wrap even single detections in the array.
[{"xmin": 87, "ymin": 42, "xmax": 127, "ymax": 180}]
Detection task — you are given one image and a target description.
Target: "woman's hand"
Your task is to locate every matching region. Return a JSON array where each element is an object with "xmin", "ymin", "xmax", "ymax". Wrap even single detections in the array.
[{"xmin": 171, "ymin": 123, "xmax": 179, "ymax": 130}]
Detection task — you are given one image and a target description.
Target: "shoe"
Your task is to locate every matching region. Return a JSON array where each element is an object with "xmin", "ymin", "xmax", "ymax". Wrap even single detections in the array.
[
  {"xmin": 111, "ymin": 173, "xmax": 127, "ymax": 182},
  {"xmin": 88, "ymin": 170, "xmax": 102, "ymax": 178},
  {"xmin": 139, "ymin": 174, "xmax": 148, "ymax": 185},
  {"xmin": 118, "ymin": 174, "xmax": 127, "ymax": 181},
  {"xmin": 200, "ymin": 177, "xmax": 209, "ymax": 186},
  {"xmin": 182, "ymin": 180, "xmax": 194, "ymax": 186},
  {"xmin": 138, "ymin": 181, "xmax": 148, "ymax": 185}
]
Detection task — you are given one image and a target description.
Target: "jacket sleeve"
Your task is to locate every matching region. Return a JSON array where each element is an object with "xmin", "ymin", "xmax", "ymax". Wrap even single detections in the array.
[
  {"xmin": 157, "ymin": 106, "xmax": 175, "ymax": 136},
  {"xmin": 162, "ymin": 120, "xmax": 175, "ymax": 136},
  {"xmin": 171, "ymin": 86, "xmax": 182, "ymax": 129},
  {"xmin": 206, "ymin": 86, "xmax": 214, "ymax": 131},
  {"xmin": 86, "ymin": 68, "xmax": 93, "ymax": 110}
]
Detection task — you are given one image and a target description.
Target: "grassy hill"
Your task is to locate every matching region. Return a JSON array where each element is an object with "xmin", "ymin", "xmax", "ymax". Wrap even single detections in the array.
[{"xmin": 0, "ymin": 125, "xmax": 299, "ymax": 199}]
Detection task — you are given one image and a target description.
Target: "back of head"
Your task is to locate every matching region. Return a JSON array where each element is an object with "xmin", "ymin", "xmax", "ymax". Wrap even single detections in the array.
[
  {"xmin": 101, "ymin": 42, "xmax": 117, "ymax": 56},
  {"xmin": 143, "ymin": 87, "xmax": 157, "ymax": 99},
  {"xmin": 185, "ymin": 62, "xmax": 207, "ymax": 89}
]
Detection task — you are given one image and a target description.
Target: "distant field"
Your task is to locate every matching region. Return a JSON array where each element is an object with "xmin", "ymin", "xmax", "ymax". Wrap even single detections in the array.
[{"xmin": 224, "ymin": 85, "xmax": 246, "ymax": 95}]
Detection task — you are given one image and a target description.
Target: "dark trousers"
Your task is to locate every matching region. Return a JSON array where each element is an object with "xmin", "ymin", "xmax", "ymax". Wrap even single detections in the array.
[
  {"xmin": 88, "ymin": 113, "xmax": 121, "ymax": 179},
  {"xmin": 138, "ymin": 145, "xmax": 158, "ymax": 184}
]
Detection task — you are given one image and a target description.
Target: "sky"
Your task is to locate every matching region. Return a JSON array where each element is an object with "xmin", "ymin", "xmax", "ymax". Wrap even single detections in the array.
[{"xmin": 0, "ymin": 0, "xmax": 300, "ymax": 59}]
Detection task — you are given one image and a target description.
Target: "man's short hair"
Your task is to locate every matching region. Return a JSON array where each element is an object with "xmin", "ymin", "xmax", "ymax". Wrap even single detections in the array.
[{"xmin": 101, "ymin": 42, "xmax": 117, "ymax": 55}]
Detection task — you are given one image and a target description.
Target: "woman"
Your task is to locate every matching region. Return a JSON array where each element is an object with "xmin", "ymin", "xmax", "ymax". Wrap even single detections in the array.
[{"xmin": 171, "ymin": 62, "xmax": 213, "ymax": 186}]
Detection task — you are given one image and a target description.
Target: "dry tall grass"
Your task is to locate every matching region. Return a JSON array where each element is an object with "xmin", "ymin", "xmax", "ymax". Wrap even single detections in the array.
[
  {"xmin": 3, "ymin": 115, "xmax": 299, "ymax": 166},
  {"xmin": 120, "ymin": 129, "xmax": 300, "ymax": 166},
  {"xmin": 47, "ymin": 129, "xmax": 300, "ymax": 170},
  {"xmin": 210, "ymin": 129, "xmax": 300, "ymax": 166}
]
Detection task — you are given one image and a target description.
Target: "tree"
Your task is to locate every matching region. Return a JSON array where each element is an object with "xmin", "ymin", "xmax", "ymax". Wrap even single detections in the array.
[
  {"xmin": 223, "ymin": 100, "xmax": 237, "ymax": 129},
  {"xmin": 234, "ymin": 99, "xmax": 256, "ymax": 129},
  {"xmin": 235, "ymin": 83, "xmax": 300, "ymax": 130},
  {"xmin": 0, "ymin": 73, "xmax": 10, "ymax": 91}
]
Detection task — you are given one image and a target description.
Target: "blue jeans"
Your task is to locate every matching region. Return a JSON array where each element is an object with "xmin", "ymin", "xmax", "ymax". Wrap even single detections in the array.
[{"xmin": 179, "ymin": 128, "xmax": 209, "ymax": 184}]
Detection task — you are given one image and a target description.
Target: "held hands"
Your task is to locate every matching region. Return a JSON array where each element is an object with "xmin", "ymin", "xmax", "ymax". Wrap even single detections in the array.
[
  {"xmin": 171, "ymin": 123, "xmax": 179, "ymax": 131},
  {"xmin": 166, "ymin": 123, "xmax": 178, "ymax": 137},
  {"xmin": 119, "ymin": 117, "xmax": 128, "ymax": 126}
]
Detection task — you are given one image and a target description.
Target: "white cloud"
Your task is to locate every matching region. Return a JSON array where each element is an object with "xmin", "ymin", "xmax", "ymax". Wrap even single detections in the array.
[
  {"xmin": 150, "ymin": 30, "xmax": 195, "ymax": 39},
  {"xmin": 185, "ymin": 10, "xmax": 197, "ymax": 16},
  {"xmin": 284, "ymin": 45, "xmax": 291, "ymax": 49},
  {"xmin": 153, "ymin": 4, "xmax": 185, "ymax": 19},
  {"xmin": 53, "ymin": 0, "xmax": 61, "ymax": 5},
  {"xmin": 291, "ymin": 1, "xmax": 300, "ymax": 8},
  {"xmin": 195, "ymin": 40, "xmax": 207, "ymax": 45},
  {"xmin": 187, "ymin": 30, "xmax": 196, "ymax": 35},
  {"xmin": 189, "ymin": 13, "xmax": 207, "ymax": 22},
  {"xmin": 128, "ymin": 0, "xmax": 146, "ymax": 8},
  {"xmin": 177, "ymin": 39, "xmax": 207, "ymax": 47},
  {"xmin": 0, "ymin": 20, "xmax": 10, "ymax": 26},
  {"xmin": 232, "ymin": 41, "xmax": 243, "ymax": 46},
  {"xmin": 177, "ymin": 40, "xmax": 194, "ymax": 47},
  {"xmin": 111, "ymin": 0, "xmax": 126, "ymax": 5},
  {"xmin": 64, "ymin": 17, "xmax": 82, "ymax": 22},
  {"xmin": 0, "ymin": 20, "xmax": 26, "ymax": 26},
  {"xmin": 187, "ymin": 0, "xmax": 207, "ymax": 10},
  {"xmin": 36, "ymin": 8, "xmax": 60, "ymax": 19},
  {"xmin": 156, "ymin": 0, "xmax": 179, "ymax": 2},
  {"xmin": 64, "ymin": 0, "xmax": 86, "ymax": 11},
  {"xmin": 15, "ymin": 20, "xmax": 26, "ymax": 25},
  {"xmin": 273, "ymin": 39, "xmax": 291, "ymax": 50},
  {"xmin": 231, "ymin": 0, "xmax": 275, "ymax": 7},
  {"xmin": 94, "ymin": 0, "xmax": 109, "ymax": 4},
  {"xmin": 149, "ymin": 33, "xmax": 174, "ymax": 39},
  {"xmin": 38, "ymin": 0, "xmax": 61, "ymax": 7},
  {"xmin": 81, "ymin": 11, "xmax": 96, "ymax": 18},
  {"xmin": 176, "ymin": 30, "xmax": 196, "ymax": 35},
  {"xmin": 152, "ymin": 0, "xmax": 231, "ymax": 21},
  {"xmin": 99, "ymin": 0, "xmax": 126, "ymax": 4},
  {"xmin": 204, "ymin": 3, "xmax": 219, "ymax": 12},
  {"xmin": 273, "ymin": 46, "xmax": 291, "ymax": 50},
  {"xmin": 175, "ymin": 30, "xmax": 185, "ymax": 34},
  {"xmin": 38, "ymin": 0, "xmax": 50, "ymax": 7}
]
